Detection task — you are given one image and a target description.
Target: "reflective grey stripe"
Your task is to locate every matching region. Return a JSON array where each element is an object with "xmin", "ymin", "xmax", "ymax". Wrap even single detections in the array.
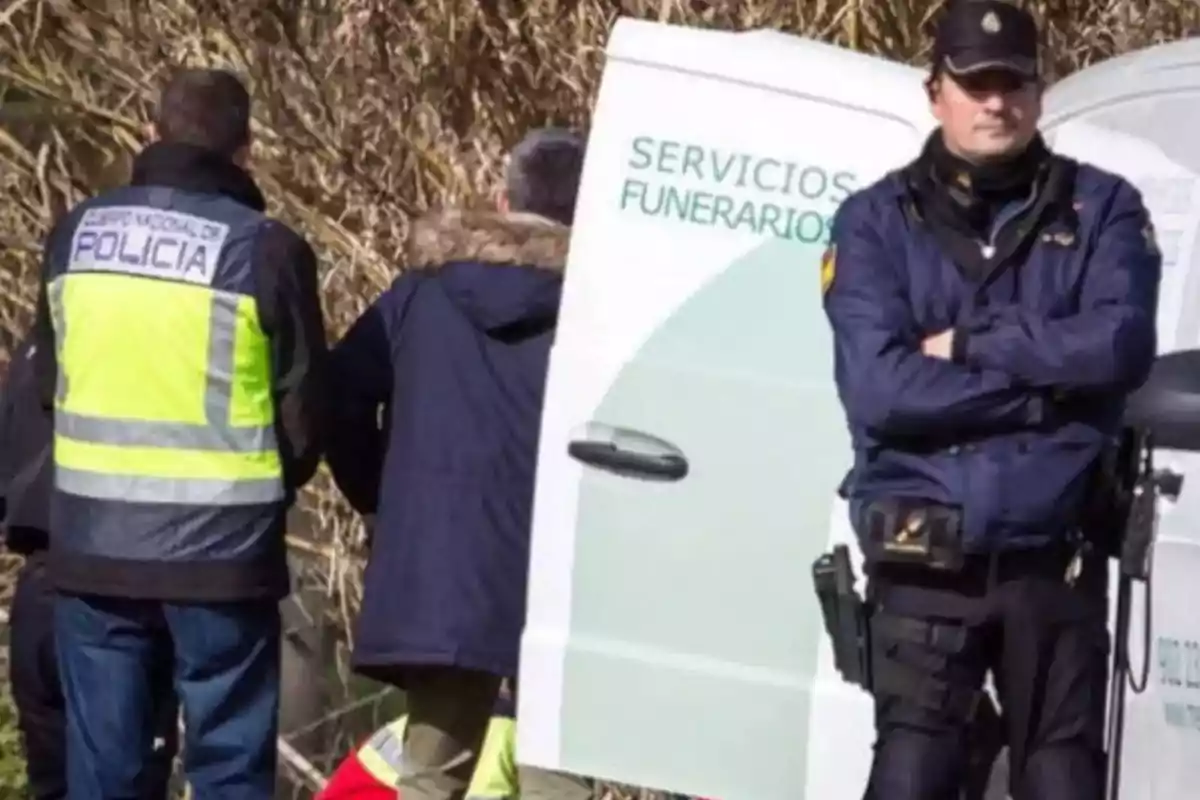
[
  {"xmin": 55, "ymin": 411, "xmax": 275, "ymax": 452},
  {"xmin": 205, "ymin": 293, "xmax": 259, "ymax": 441},
  {"xmin": 52, "ymin": 284, "xmax": 278, "ymax": 454},
  {"xmin": 56, "ymin": 467, "xmax": 284, "ymax": 505},
  {"xmin": 368, "ymin": 725, "xmax": 404, "ymax": 769},
  {"xmin": 49, "ymin": 279, "xmax": 68, "ymax": 404}
]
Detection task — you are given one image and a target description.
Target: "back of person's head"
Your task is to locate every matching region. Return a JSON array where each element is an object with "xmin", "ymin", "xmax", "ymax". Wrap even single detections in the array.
[
  {"xmin": 503, "ymin": 127, "xmax": 586, "ymax": 226},
  {"xmin": 155, "ymin": 68, "xmax": 252, "ymax": 160}
]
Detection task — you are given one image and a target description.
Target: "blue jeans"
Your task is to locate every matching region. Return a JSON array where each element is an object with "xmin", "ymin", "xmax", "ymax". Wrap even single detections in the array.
[{"xmin": 54, "ymin": 594, "xmax": 281, "ymax": 800}]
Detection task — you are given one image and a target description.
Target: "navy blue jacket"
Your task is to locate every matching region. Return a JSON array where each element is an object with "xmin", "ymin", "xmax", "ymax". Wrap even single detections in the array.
[
  {"xmin": 0, "ymin": 331, "xmax": 52, "ymax": 554},
  {"xmin": 825, "ymin": 157, "xmax": 1161, "ymax": 551},
  {"xmin": 327, "ymin": 210, "xmax": 567, "ymax": 681}
]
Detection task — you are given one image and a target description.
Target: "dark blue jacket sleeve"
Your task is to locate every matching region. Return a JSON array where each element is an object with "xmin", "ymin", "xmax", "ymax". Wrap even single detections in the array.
[
  {"xmin": 824, "ymin": 193, "xmax": 1047, "ymax": 436},
  {"xmin": 957, "ymin": 180, "xmax": 1161, "ymax": 391},
  {"xmin": 325, "ymin": 276, "xmax": 415, "ymax": 515}
]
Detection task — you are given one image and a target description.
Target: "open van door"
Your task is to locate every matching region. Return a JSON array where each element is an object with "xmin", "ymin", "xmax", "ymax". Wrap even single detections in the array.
[
  {"xmin": 519, "ymin": 16, "xmax": 1200, "ymax": 799},
  {"xmin": 1042, "ymin": 62, "xmax": 1200, "ymax": 800},
  {"xmin": 1045, "ymin": 36, "xmax": 1200, "ymax": 115},
  {"xmin": 1045, "ymin": 60, "xmax": 1200, "ymax": 354},
  {"xmin": 518, "ymin": 18, "xmax": 928, "ymax": 800}
]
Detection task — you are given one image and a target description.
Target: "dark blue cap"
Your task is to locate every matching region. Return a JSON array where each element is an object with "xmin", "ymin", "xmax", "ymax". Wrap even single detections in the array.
[{"xmin": 933, "ymin": 0, "xmax": 1040, "ymax": 79}]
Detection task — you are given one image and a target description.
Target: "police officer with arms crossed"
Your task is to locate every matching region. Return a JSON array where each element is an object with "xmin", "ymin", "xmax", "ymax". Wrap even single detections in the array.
[
  {"xmin": 31, "ymin": 69, "xmax": 327, "ymax": 799},
  {"xmin": 823, "ymin": 1, "xmax": 1161, "ymax": 798}
]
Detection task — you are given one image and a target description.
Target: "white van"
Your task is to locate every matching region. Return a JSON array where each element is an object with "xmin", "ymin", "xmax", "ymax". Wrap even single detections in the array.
[{"xmin": 517, "ymin": 18, "xmax": 1200, "ymax": 800}]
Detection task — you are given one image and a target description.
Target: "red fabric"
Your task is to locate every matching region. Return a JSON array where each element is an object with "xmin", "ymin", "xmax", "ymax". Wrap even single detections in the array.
[{"xmin": 315, "ymin": 750, "xmax": 394, "ymax": 800}]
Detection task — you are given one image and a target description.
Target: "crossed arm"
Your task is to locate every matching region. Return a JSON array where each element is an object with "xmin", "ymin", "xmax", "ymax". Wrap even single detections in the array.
[{"xmin": 823, "ymin": 181, "xmax": 1160, "ymax": 438}]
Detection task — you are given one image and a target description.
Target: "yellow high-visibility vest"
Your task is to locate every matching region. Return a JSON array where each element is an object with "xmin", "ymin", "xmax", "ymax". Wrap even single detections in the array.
[
  {"xmin": 357, "ymin": 714, "xmax": 519, "ymax": 799},
  {"xmin": 49, "ymin": 204, "xmax": 284, "ymax": 507}
]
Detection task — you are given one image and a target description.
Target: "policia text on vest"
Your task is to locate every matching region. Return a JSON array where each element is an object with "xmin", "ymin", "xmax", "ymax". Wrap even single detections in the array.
[{"xmin": 70, "ymin": 206, "xmax": 227, "ymax": 283}]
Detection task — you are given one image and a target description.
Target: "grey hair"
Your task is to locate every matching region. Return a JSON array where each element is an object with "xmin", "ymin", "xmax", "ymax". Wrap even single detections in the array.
[{"xmin": 505, "ymin": 127, "xmax": 586, "ymax": 226}]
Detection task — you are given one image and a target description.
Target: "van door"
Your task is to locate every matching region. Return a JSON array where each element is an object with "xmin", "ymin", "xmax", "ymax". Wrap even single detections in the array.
[
  {"xmin": 1044, "ymin": 62, "xmax": 1200, "ymax": 800},
  {"xmin": 517, "ymin": 18, "xmax": 929, "ymax": 800},
  {"xmin": 1045, "ymin": 61, "xmax": 1200, "ymax": 354},
  {"xmin": 1046, "ymin": 37, "xmax": 1200, "ymax": 116}
]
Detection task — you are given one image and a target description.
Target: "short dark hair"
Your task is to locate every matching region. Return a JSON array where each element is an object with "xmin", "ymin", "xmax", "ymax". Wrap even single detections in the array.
[
  {"xmin": 505, "ymin": 128, "xmax": 586, "ymax": 226},
  {"xmin": 156, "ymin": 69, "xmax": 251, "ymax": 157}
]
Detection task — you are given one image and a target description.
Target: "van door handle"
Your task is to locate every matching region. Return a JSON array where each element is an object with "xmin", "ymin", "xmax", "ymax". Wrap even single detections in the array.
[{"xmin": 567, "ymin": 423, "xmax": 689, "ymax": 482}]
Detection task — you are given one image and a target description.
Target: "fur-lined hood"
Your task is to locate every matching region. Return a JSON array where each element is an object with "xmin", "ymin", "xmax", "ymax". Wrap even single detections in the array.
[
  {"xmin": 404, "ymin": 209, "xmax": 569, "ymax": 334},
  {"xmin": 406, "ymin": 209, "xmax": 569, "ymax": 272}
]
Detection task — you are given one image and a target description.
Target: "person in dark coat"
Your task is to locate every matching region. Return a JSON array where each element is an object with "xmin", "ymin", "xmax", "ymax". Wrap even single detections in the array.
[
  {"xmin": 1, "ymin": 328, "xmax": 179, "ymax": 799},
  {"xmin": 326, "ymin": 127, "xmax": 590, "ymax": 800}
]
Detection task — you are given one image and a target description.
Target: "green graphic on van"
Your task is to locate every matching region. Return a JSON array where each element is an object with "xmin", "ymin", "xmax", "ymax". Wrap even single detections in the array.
[
  {"xmin": 557, "ymin": 235, "xmax": 851, "ymax": 799},
  {"xmin": 618, "ymin": 136, "xmax": 858, "ymax": 244}
]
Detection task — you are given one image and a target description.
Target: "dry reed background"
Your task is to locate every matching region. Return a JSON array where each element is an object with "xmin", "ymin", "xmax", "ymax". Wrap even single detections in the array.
[{"xmin": 1, "ymin": 0, "xmax": 1198, "ymax": 796}]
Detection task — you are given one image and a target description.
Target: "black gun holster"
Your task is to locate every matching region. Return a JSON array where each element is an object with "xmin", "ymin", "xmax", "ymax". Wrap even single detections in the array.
[
  {"xmin": 812, "ymin": 544, "xmax": 872, "ymax": 688},
  {"xmin": 812, "ymin": 545, "xmax": 991, "ymax": 726},
  {"xmin": 1087, "ymin": 427, "xmax": 1170, "ymax": 582}
]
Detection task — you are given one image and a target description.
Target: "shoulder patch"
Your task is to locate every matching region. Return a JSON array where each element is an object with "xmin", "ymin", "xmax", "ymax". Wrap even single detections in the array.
[{"xmin": 820, "ymin": 244, "xmax": 836, "ymax": 294}]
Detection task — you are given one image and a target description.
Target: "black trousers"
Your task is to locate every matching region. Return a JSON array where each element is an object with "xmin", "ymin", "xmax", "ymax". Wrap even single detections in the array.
[
  {"xmin": 863, "ymin": 548, "xmax": 1109, "ymax": 800},
  {"xmin": 7, "ymin": 555, "xmax": 179, "ymax": 800}
]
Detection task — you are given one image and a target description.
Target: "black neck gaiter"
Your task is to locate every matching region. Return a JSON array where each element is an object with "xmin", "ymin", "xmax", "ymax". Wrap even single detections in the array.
[{"xmin": 916, "ymin": 132, "xmax": 1051, "ymax": 237}]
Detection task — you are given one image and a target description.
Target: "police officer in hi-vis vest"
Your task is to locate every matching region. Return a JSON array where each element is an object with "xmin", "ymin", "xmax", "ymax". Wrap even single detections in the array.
[{"xmin": 31, "ymin": 69, "xmax": 328, "ymax": 800}]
